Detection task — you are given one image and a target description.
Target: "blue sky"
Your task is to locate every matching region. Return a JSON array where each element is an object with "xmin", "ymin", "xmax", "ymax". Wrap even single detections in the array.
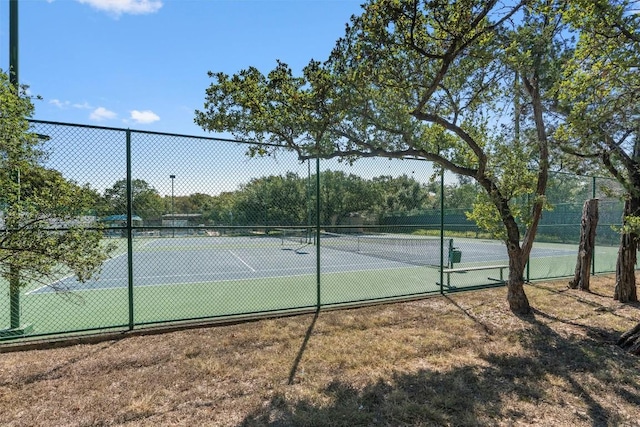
[
  {"xmin": 0, "ymin": 0, "xmax": 438, "ymax": 197},
  {"xmin": 0, "ymin": 0, "xmax": 363, "ymax": 135}
]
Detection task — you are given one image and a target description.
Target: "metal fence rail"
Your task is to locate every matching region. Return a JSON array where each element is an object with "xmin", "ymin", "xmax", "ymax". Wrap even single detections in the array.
[{"xmin": 0, "ymin": 120, "xmax": 625, "ymax": 342}]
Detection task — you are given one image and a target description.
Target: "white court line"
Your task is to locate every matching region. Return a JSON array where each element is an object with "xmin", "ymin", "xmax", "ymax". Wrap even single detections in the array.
[
  {"xmin": 39, "ymin": 258, "xmax": 406, "ymax": 283},
  {"xmin": 228, "ymin": 249, "xmax": 256, "ymax": 271},
  {"xmin": 27, "ymin": 255, "xmax": 421, "ymax": 295},
  {"xmin": 40, "ymin": 264, "xmax": 423, "ymax": 294},
  {"xmin": 25, "ymin": 251, "xmax": 129, "ymax": 295},
  {"xmin": 37, "ymin": 259, "xmax": 410, "ymax": 284},
  {"xmin": 25, "ymin": 274, "xmax": 75, "ymax": 295}
]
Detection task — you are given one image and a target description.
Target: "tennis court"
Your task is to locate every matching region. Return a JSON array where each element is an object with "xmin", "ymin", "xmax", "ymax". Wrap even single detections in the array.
[
  {"xmin": 26, "ymin": 232, "xmax": 582, "ymax": 297},
  {"xmin": 9, "ymin": 232, "xmax": 604, "ymax": 337},
  {"xmin": 2, "ymin": 120, "xmax": 624, "ymax": 346},
  {"xmin": 29, "ymin": 233, "xmax": 453, "ymax": 294}
]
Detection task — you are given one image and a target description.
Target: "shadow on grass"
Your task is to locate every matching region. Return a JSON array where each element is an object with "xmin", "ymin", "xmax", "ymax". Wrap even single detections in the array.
[
  {"xmin": 240, "ymin": 309, "xmax": 640, "ymax": 427},
  {"xmin": 288, "ymin": 309, "xmax": 319, "ymax": 385},
  {"xmin": 242, "ymin": 366, "xmax": 505, "ymax": 426}
]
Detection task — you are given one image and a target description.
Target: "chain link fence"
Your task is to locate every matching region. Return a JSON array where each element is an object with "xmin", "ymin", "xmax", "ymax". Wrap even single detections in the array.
[{"xmin": 0, "ymin": 120, "xmax": 626, "ymax": 342}]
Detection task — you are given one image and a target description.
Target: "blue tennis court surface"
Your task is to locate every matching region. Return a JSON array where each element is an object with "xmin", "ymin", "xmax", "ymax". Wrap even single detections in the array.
[{"xmin": 29, "ymin": 235, "xmax": 578, "ymax": 294}]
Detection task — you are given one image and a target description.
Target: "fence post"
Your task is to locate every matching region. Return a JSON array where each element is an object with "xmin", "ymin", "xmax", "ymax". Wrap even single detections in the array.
[
  {"xmin": 592, "ymin": 176, "xmax": 597, "ymax": 276},
  {"xmin": 9, "ymin": 0, "xmax": 18, "ymax": 87},
  {"xmin": 316, "ymin": 154, "xmax": 321, "ymax": 309},
  {"xmin": 126, "ymin": 129, "xmax": 135, "ymax": 330},
  {"xmin": 440, "ymin": 167, "xmax": 445, "ymax": 295}
]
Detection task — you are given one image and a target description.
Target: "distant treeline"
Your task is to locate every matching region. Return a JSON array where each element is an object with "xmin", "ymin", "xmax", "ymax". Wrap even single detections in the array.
[{"xmin": 92, "ymin": 170, "xmax": 623, "ymax": 245}]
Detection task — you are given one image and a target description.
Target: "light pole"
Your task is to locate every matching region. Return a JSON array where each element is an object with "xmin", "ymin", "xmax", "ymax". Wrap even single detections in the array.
[
  {"xmin": 10, "ymin": 0, "xmax": 18, "ymax": 88},
  {"xmin": 170, "ymin": 175, "xmax": 175, "ymax": 238}
]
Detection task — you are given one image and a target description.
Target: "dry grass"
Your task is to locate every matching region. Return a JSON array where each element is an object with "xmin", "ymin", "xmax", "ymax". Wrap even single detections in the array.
[{"xmin": 1, "ymin": 275, "xmax": 640, "ymax": 426}]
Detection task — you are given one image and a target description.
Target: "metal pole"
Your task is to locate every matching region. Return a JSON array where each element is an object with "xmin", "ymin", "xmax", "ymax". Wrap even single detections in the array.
[
  {"xmin": 9, "ymin": 0, "xmax": 19, "ymax": 87},
  {"xmin": 316, "ymin": 154, "xmax": 321, "ymax": 309},
  {"xmin": 9, "ymin": 266, "xmax": 20, "ymax": 329},
  {"xmin": 439, "ymin": 166, "xmax": 445, "ymax": 294},
  {"xmin": 524, "ymin": 192, "xmax": 530, "ymax": 282},
  {"xmin": 514, "ymin": 71, "xmax": 520, "ymax": 144},
  {"xmin": 8, "ymin": 0, "xmax": 20, "ymax": 330},
  {"xmin": 592, "ymin": 176, "xmax": 596, "ymax": 276},
  {"xmin": 126, "ymin": 130, "xmax": 134, "ymax": 330},
  {"xmin": 9, "ymin": 168, "xmax": 22, "ymax": 328},
  {"xmin": 307, "ymin": 160, "xmax": 312, "ymax": 243},
  {"xmin": 170, "ymin": 175, "xmax": 176, "ymax": 238}
]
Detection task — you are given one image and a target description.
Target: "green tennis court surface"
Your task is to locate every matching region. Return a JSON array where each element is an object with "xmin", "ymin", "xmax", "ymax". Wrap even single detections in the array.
[{"xmin": 2, "ymin": 234, "xmax": 617, "ymax": 337}]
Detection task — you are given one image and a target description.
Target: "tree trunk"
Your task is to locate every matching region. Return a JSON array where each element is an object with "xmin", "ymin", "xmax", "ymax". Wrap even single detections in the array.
[
  {"xmin": 614, "ymin": 198, "xmax": 639, "ymax": 303},
  {"xmin": 617, "ymin": 322, "xmax": 640, "ymax": 355},
  {"xmin": 569, "ymin": 199, "xmax": 598, "ymax": 291},
  {"xmin": 507, "ymin": 277, "xmax": 530, "ymax": 314},
  {"xmin": 506, "ymin": 241, "xmax": 530, "ymax": 314}
]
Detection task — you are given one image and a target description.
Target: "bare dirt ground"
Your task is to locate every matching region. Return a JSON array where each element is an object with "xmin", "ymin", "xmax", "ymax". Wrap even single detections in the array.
[{"xmin": 1, "ymin": 275, "xmax": 640, "ymax": 426}]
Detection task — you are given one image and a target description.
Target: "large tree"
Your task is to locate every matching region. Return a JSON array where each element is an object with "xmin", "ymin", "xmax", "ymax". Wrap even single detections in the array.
[
  {"xmin": 317, "ymin": 171, "xmax": 378, "ymax": 226},
  {"xmin": 234, "ymin": 173, "xmax": 308, "ymax": 226},
  {"xmin": 207, "ymin": 191, "xmax": 238, "ymax": 225},
  {"xmin": 556, "ymin": 0, "xmax": 640, "ymax": 303},
  {"xmin": 170, "ymin": 193, "xmax": 216, "ymax": 217},
  {"xmin": 554, "ymin": 0, "xmax": 640, "ymax": 353},
  {"xmin": 372, "ymin": 175, "xmax": 430, "ymax": 215},
  {"xmin": 227, "ymin": 171, "xmax": 424, "ymax": 227},
  {"xmin": 196, "ymin": 0, "xmax": 572, "ymax": 314},
  {"xmin": 99, "ymin": 179, "xmax": 164, "ymax": 221},
  {"xmin": 0, "ymin": 71, "xmax": 113, "ymax": 331}
]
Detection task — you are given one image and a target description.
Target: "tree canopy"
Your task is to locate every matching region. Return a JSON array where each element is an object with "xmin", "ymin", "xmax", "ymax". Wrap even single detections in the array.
[
  {"xmin": 1, "ymin": 70, "xmax": 114, "ymax": 328},
  {"xmin": 195, "ymin": 0, "xmax": 574, "ymax": 314},
  {"xmin": 98, "ymin": 179, "xmax": 164, "ymax": 221},
  {"xmin": 192, "ymin": 170, "xmax": 433, "ymax": 227},
  {"xmin": 555, "ymin": 0, "xmax": 640, "ymax": 303}
]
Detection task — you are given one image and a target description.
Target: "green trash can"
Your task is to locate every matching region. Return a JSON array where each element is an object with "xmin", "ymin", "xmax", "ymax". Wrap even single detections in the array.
[{"xmin": 451, "ymin": 249, "xmax": 462, "ymax": 263}]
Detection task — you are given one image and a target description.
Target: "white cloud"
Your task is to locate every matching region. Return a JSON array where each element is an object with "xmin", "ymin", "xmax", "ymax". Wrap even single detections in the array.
[
  {"xmin": 90, "ymin": 107, "xmax": 117, "ymax": 121},
  {"xmin": 73, "ymin": 101, "xmax": 93, "ymax": 110},
  {"xmin": 50, "ymin": 99, "xmax": 94, "ymax": 110},
  {"xmin": 76, "ymin": 0, "xmax": 163, "ymax": 16},
  {"xmin": 130, "ymin": 110, "xmax": 160, "ymax": 124},
  {"xmin": 50, "ymin": 99, "xmax": 70, "ymax": 108}
]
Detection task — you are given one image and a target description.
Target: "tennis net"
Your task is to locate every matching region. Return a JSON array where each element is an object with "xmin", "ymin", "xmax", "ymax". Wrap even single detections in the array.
[
  {"xmin": 277, "ymin": 229, "xmax": 454, "ymax": 267},
  {"xmin": 319, "ymin": 232, "xmax": 452, "ymax": 267},
  {"xmin": 277, "ymin": 228, "xmax": 313, "ymax": 245}
]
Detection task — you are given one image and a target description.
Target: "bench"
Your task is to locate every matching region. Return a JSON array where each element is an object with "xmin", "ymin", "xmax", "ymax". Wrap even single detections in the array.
[{"xmin": 441, "ymin": 264, "xmax": 508, "ymax": 288}]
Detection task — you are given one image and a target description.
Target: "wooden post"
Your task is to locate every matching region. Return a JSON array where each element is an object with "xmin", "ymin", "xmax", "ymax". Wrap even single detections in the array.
[{"xmin": 569, "ymin": 199, "xmax": 598, "ymax": 291}]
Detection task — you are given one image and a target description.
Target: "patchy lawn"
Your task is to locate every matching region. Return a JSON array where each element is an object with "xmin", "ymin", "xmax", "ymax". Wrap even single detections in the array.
[{"xmin": 1, "ymin": 275, "xmax": 639, "ymax": 426}]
